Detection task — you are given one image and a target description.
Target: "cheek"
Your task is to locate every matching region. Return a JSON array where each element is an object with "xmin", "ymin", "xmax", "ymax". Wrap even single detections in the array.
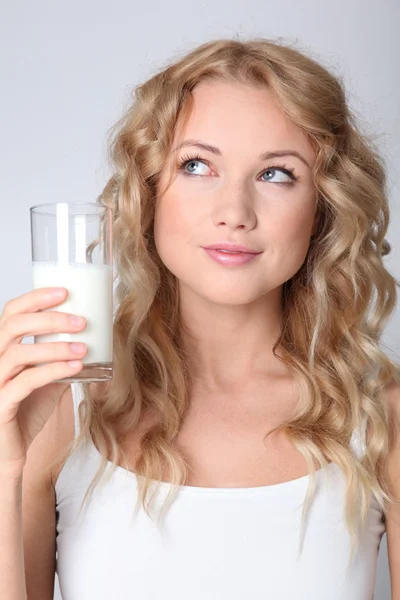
[
  {"xmin": 153, "ymin": 193, "xmax": 195, "ymax": 269},
  {"xmin": 275, "ymin": 192, "xmax": 316, "ymax": 241},
  {"xmin": 270, "ymin": 209, "xmax": 314, "ymax": 272}
]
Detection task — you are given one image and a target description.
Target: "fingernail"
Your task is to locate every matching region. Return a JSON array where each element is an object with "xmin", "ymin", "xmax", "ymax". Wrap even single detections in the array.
[
  {"xmin": 68, "ymin": 360, "xmax": 82, "ymax": 368},
  {"xmin": 69, "ymin": 315, "xmax": 86, "ymax": 327},
  {"xmin": 50, "ymin": 288, "xmax": 66, "ymax": 297},
  {"xmin": 70, "ymin": 342, "xmax": 86, "ymax": 354}
]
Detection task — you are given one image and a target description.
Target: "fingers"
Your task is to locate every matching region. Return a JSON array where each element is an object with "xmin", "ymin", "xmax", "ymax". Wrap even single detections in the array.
[
  {"xmin": 0, "ymin": 287, "xmax": 68, "ymax": 322},
  {"xmin": 0, "ymin": 360, "xmax": 84, "ymax": 422},
  {"xmin": 0, "ymin": 310, "xmax": 86, "ymax": 355},
  {"xmin": 0, "ymin": 341, "xmax": 88, "ymax": 387}
]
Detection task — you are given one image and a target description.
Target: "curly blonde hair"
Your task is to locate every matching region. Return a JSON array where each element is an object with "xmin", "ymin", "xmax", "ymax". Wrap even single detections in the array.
[{"xmin": 51, "ymin": 37, "xmax": 400, "ymax": 570}]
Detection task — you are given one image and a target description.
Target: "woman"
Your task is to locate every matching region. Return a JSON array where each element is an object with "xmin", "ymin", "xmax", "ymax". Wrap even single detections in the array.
[{"xmin": 1, "ymin": 37, "xmax": 399, "ymax": 599}]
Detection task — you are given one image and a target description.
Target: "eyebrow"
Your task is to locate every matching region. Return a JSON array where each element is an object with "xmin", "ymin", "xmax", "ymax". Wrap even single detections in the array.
[{"xmin": 173, "ymin": 139, "xmax": 311, "ymax": 168}]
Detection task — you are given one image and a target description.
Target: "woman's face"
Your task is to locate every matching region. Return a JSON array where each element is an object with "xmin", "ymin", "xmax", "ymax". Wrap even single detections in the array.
[{"xmin": 154, "ymin": 80, "xmax": 318, "ymax": 306}]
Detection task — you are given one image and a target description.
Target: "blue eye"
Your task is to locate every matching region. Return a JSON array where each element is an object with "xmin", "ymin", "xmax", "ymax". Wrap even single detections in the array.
[
  {"xmin": 178, "ymin": 157, "xmax": 210, "ymax": 176},
  {"xmin": 176, "ymin": 154, "xmax": 298, "ymax": 185},
  {"xmin": 260, "ymin": 168, "xmax": 296, "ymax": 184}
]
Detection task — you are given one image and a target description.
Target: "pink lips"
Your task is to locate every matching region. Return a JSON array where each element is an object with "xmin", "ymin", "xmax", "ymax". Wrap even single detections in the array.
[{"xmin": 202, "ymin": 247, "xmax": 261, "ymax": 266}]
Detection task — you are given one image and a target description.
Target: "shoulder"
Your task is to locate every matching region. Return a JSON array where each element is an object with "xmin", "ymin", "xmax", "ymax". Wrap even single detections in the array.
[
  {"xmin": 379, "ymin": 378, "xmax": 400, "ymax": 469},
  {"xmin": 380, "ymin": 378, "xmax": 400, "ymax": 595},
  {"xmin": 382, "ymin": 378, "xmax": 400, "ymax": 434},
  {"xmin": 46, "ymin": 384, "xmax": 77, "ymax": 488},
  {"xmin": 23, "ymin": 384, "xmax": 75, "ymax": 491}
]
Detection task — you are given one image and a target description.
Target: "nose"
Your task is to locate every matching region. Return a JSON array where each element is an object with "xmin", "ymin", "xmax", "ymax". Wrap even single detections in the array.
[{"xmin": 211, "ymin": 184, "xmax": 257, "ymax": 232}]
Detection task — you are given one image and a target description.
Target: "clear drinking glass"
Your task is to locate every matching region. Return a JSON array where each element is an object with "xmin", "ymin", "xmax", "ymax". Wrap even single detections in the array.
[{"xmin": 30, "ymin": 202, "xmax": 113, "ymax": 383}]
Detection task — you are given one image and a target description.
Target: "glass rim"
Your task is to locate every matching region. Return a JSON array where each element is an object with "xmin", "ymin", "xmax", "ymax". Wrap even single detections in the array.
[{"xmin": 29, "ymin": 201, "xmax": 111, "ymax": 216}]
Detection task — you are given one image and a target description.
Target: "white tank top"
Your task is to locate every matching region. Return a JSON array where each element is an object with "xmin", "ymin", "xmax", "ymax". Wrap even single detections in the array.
[{"xmin": 55, "ymin": 382, "xmax": 386, "ymax": 599}]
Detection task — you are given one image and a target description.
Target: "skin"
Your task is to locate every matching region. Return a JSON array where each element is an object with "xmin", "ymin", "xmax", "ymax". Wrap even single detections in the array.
[{"xmin": 154, "ymin": 80, "xmax": 318, "ymax": 405}]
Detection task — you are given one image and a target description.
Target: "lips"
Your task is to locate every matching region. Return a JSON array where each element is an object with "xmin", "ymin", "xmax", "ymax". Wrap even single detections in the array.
[
  {"xmin": 202, "ymin": 243, "xmax": 261, "ymax": 254},
  {"xmin": 215, "ymin": 249, "xmax": 245, "ymax": 254},
  {"xmin": 202, "ymin": 247, "xmax": 261, "ymax": 266}
]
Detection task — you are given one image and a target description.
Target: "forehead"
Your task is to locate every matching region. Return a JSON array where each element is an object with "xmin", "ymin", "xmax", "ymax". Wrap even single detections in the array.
[{"xmin": 175, "ymin": 80, "xmax": 315, "ymax": 163}]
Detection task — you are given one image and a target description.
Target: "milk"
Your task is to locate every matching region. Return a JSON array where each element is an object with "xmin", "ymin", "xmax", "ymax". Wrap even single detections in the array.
[{"xmin": 32, "ymin": 261, "xmax": 113, "ymax": 366}]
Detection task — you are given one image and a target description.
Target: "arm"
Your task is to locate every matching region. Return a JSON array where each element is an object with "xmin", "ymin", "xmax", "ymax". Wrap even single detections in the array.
[
  {"xmin": 0, "ymin": 477, "xmax": 27, "ymax": 600},
  {"xmin": 0, "ymin": 385, "xmax": 70, "ymax": 600},
  {"xmin": 22, "ymin": 385, "xmax": 75, "ymax": 600},
  {"xmin": 21, "ymin": 427, "xmax": 57, "ymax": 600}
]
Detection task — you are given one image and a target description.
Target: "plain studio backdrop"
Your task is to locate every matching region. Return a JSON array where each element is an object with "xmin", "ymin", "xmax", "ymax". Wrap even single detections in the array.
[{"xmin": 1, "ymin": 1, "xmax": 399, "ymax": 598}]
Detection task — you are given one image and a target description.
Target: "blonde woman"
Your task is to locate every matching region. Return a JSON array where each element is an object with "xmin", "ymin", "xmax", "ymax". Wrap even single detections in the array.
[{"xmin": 1, "ymin": 38, "xmax": 400, "ymax": 599}]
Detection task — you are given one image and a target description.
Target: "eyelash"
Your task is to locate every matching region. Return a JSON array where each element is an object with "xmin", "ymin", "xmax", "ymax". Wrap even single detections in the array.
[{"xmin": 176, "ymin": 153, "xmax": 299, "ymax": 185}]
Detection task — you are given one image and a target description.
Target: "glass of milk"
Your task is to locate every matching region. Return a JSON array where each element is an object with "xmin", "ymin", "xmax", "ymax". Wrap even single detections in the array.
[{"xmin": 30, "ymin": 202, "xmax": 113, "ymax": 383}]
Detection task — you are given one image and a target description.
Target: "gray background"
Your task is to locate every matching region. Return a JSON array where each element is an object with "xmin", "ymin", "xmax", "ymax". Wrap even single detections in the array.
[{"xmin": 1, "ymin": 1, "xmax": 399, "ymax": 598}]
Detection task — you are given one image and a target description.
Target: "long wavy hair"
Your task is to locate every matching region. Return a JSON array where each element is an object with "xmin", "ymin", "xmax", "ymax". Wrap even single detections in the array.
[{"xmin": 50, "ymin": 37, "xmax": 400, "ymax": 569}]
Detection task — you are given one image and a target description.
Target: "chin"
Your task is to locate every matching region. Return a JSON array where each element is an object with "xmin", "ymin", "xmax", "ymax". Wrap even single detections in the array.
[{"xmin": 179, "ymin": 280, "xmax": 271, "ymax": 307}]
